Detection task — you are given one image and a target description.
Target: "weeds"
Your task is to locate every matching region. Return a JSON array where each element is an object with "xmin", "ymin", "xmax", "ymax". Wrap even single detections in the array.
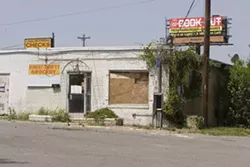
[
  {"xmin": 17, "ymin": 112, "xmax": 31, "ymax": 121},
  {"xmin": 6, "ymin": 107, "xmax": 70, "ymax": 123},
  {"xmin": 50, "ymin": 109, "xmax": 70, "ymax": 122},
  {"xmin": 38, "ymin": 107, "xmax": 49, "ymax": 115},
  {"xmin": 86, "ymin": 108, "xmax": 118, "ymax": 120},
  {"xmin": 8, "ymin": 108, "xmax": 17, "ymax": 120}
]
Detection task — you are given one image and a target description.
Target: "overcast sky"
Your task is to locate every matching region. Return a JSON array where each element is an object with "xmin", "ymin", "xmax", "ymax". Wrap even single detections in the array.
[{"xmin": 0, "ymin": 0, "xmax": 248, "ymax": 63}]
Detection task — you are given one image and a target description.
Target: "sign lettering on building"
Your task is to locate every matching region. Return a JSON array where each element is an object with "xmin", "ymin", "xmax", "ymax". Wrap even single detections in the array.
[
  {"xmin": 25, "ymin": 38, "xmax": 52, "ymax": 49},
  {"xmin": 28, "ymin": 64, "xmax": 60, "ymax": 75}
]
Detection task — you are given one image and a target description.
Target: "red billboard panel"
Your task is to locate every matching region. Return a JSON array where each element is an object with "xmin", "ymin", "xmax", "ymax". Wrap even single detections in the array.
[
  {"xmin": 169, "ymin": 16, "xmax": 223, "ymax": 29},
  {"xmin": 169, "ymin": 16, "xmax": 224, "ymax": 38}
]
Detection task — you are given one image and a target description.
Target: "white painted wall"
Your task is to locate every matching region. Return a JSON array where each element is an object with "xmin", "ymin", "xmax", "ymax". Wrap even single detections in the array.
[{"xmin": 0, "ymin": 46, "xmax": 169, "ymax": 125}]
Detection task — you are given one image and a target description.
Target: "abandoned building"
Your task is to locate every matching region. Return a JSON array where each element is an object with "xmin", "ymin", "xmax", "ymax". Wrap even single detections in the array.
[
  {"xmin": 0, "ymin": 45, "xmax": 232, "ymax": 126},
  {"xmin": 0, "ymin": 46, "xmax": 168, "ymax": 125}
]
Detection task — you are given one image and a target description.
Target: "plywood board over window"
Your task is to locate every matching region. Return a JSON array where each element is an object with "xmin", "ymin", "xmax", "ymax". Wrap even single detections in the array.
[{"xmin": 109, "ymin": 72, "xmax": 149, "ymax": 104}]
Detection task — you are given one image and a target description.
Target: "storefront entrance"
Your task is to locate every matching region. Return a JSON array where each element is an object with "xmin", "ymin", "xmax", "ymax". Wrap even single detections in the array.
[{"xmin": 68, "ymin": 72, "xmax": 91, "ymax": 113}]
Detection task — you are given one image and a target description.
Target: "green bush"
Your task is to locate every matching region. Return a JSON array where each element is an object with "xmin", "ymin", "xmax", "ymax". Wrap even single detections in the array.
[
  {"xmin": 50, "ymin": 109, "xmax": 70, "ymax": 122},
  {"xmin": 225, "ymin": 60, "xmax": 250, "ymax": 127},
  {"xmin": 186, "ymin": 116, "xmax": 204, "ymax": 129},
  {"xmin": 6, "ymin": 107, "xmax": 70, "ymax": 122},
  {"xmin": 17, "ymin": 112, "xmax": 31, "ymax": 121},
  {"xmin": 164, "ymin": 89, "xmax": 185, "ymax": 126},
  {"xmin": 37, "ymin": 107, "xmax": 70, "ymax": 122},
  {"xmin": 38, "ymin": 107, "xmax": 49, "ymax": 115},
  {"xmin": 86, "ymin": 108, "xmax": 118, "ymax": 120}
]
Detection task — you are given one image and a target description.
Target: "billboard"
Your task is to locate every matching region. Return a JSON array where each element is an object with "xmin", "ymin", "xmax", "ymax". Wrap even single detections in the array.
[
  {"xmin": 25, "ymin": 38, "xmax": 52, "ymax": 49},
  {"xmin": 172, "ymin": 36, "xmax": 226, "ymax": 45},
  {"xmin": 168, "ymin": 16, "xmax": 229, "ymax": 45},
  {"xmin": 28, "ymin": 64, "xmax": 60, "ymax": 75}
]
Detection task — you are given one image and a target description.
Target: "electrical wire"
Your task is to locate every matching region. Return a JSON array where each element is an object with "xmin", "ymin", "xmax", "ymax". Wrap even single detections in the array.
[
  {"xmin": 181, "ymin": 0, "xmax": 196, "ymax": 28},
  {"xmin": 0, "ymin": 0, "xmax": 154, "ymax": 27},
  {"xmin": 1, "ymin": 44, "xmax": 23, "ymax": 50},
  {"xmin": 191, "ymin": 0, "xmax": 201, "ymax": 11},
  {"xmin": 170, "ymin": 0, "xmax": 197, "ymax": 43}
]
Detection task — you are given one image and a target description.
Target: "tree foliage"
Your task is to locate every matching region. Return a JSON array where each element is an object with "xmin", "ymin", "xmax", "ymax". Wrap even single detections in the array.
[
  {"xmin": 225, "ymin": 60, "xmax": 250, "ymax": 127},
  {"xmin": 140, "ymin": 43, "xmax": 202, "ymax": 126}
]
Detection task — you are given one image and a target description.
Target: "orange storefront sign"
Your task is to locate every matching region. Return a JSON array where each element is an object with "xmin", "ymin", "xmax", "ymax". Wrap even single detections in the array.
[
  {"xmin": 28, "ymin": 64, "xmax": 60, "ymax": 75},
  {"xmin": 25, "ymin": 38, "xmax": 52, "ymax": 49}
]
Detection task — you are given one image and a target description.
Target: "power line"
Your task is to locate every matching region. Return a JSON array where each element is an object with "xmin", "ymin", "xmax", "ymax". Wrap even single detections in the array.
[
  {"xmin": 191, "ymin": 0, "xmax": 201, "ymax": 11},
  {"xmin": 183, "ymin": 0, "xmax": 196, "ymax": 21},
  {"xmin": 1, "ymin": 44, "xmax": 23, "ymax": 50},
  {"xmin": 174, "ymin": 0, "xmax": 196, "ymax": 38},
  {"xmin": 0, "ymin": 0, "xmax": 154, "ymax": 27}
]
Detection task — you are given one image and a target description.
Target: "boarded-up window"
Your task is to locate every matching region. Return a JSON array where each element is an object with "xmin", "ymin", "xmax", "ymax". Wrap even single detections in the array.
[{"xmin": 109, "ymin": 72, "xmax": 149, "ymax": 104}]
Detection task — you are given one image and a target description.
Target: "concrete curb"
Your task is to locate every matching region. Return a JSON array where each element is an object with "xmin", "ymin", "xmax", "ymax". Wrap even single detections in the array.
[
  {"xmin": 0, "ymin": 120, "xmax": 195, "ymax": 138},
  {"xmin": 47, "ymin": 123, "xmax": 195, "ymax": 138}
]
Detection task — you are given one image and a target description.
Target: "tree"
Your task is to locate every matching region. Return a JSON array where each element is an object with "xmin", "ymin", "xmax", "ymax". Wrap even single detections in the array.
[
  {"xmin": 230, "ymin": 54, "xmax": 240, "ymax": 64},
  {"xmin": 140, "ymin": 43, "xmax": 202, "ymax": 126},
  {"xmin": 225, "ymin": 59, "xmax": 250, "ymax": 127}
]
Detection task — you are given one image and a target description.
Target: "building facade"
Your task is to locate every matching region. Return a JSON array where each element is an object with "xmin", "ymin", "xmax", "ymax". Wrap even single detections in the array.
[{"xmin": 0, "ymin": 46, "xmax": 168, "ymax": 125}]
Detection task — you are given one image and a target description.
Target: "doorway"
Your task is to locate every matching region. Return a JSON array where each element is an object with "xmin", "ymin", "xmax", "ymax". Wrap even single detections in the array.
[
  {"xmin": 0, "ymin": 74, "xmax": 9, "ymax": 115},
  {"xmin": 68, "ymin": 72, "xmax": 91, "ymax": 114}
]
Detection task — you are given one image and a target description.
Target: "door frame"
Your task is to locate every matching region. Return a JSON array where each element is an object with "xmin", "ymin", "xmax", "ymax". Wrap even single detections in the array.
[
  {"xmin": 66, "ymin": 71, "xmax": 92, "ymax": 114},
  {"xmin": 0, "ymin": 73, "xmax": 10, "ymax": 115}
]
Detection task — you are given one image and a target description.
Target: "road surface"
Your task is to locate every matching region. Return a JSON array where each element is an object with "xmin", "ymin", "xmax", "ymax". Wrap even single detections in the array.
[{"xmin": 0, "ymin": 120, "xmax": 249, "ymax": 167}]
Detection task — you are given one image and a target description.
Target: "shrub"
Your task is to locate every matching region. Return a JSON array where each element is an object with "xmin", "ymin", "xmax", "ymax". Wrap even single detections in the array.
[
  {"xmin": 225, "ymin": 60, "xmax": 250, "ymax": 127},
  {"xmin": 164, "ymin": 89, "xmax": 185, "ymax": 126},
  {"xmin": 7, "ymin": 108, "xmax": 31, "ymax": 121},
  {"xmin": 186, "ymin": 116, "xmax": 204, "ymax": 130},
  {"xmin": 50, "ymin": 109, "xmax": 70, "ymax": 122},
  {"xmin": 38, "ymin": 107, "xmax": 49, "ymax": 115},
  {"xmin": 17, "ymin": 112, "xmax": 31, "ymax": 121},
  {"xmin": 86, "ymin": 108, "xmax": 118, "ymax": 120},
  {"xmin": 37, "ymin": 107, "xmax": 70, "ymax": 122},
  {"xmin": 8, "ymin": 108, "xmax": 17, "ymax": 120}
]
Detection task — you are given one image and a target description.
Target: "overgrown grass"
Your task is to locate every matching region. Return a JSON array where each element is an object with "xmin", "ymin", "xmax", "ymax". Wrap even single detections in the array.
[
  {"xmin": 0, "ymin": 116, "xmax": 8, "ymax": 120},
  {"xmin": 189, "ymin": 127, "xmax": 250, "ymax": 136},
  {"xmin": 49, "ymin": 109, "xmax": 70, "ymax": 122},
  {"xmin": 17, "ymin": 112, "xmax": 31, "ymax": 121},
  {"xmin": 86, "ymin": 108, "xmax": 118, "ymax": 120},
  {"xmin": 6, "ymin": 107, "xmax": 70, "ymax": 122},
  {"xmin": 38, "ymin": 107, "xmax": 49, "ymax": 115},
  {"xmin": 37, "ymin": 107, "xmax": 70, "ymax": 122},
  {"xmin": 163, "ymin": 127, "xmax": 250, "ymax": 136},
  {"xmin": 7, "ymin": 108, "xmax": 32, "ymax": 121},
  {"xmin": 132, "ymin": 124, "xmax": 250, "ymax": 137}
]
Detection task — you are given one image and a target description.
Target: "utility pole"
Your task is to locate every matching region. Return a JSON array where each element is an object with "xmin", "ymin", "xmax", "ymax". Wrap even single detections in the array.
[
  {"xmin": 202, "ymin": 0, "xmax": 211, "ymax": 128},
  {"xmin": 77, "ymin": 34, "xmax": 91, "ymax": 47}
]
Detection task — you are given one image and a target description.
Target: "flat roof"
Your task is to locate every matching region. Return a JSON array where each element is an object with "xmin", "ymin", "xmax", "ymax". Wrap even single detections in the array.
[{"xmin": 0, "ymin": 46, "xmax": 146, "ymax": 55}]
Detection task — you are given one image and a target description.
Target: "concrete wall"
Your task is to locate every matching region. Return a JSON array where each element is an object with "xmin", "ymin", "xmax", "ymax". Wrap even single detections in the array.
[{"xmin": 0, "ymin": 46, "xmax": 169, "ymax": 125}]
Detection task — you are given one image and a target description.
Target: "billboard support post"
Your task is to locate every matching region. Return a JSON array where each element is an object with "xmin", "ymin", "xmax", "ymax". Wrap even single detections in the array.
[{"xmin": 195, "ymin": 44, "xmax": 201, "ymax": 55}]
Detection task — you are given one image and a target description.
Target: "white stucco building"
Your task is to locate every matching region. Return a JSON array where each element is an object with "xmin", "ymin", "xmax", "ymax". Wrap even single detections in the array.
[{"xmin": 0, "ymin": 46, "xmax": 168, "ymax": 125}]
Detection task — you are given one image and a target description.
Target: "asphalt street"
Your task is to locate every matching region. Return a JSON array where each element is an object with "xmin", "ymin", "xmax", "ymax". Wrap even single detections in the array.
[{"xmin": 0, "ymin": 120, "xmax": 250, "ymax": 167}]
